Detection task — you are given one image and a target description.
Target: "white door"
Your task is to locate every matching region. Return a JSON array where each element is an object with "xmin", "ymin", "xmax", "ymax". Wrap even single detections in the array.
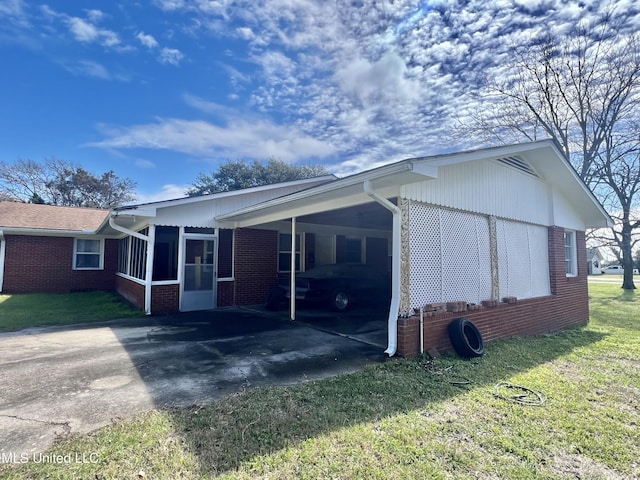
[{"xmin": 181, "ymin": 235, "xmax": 216, "ymax": 311}]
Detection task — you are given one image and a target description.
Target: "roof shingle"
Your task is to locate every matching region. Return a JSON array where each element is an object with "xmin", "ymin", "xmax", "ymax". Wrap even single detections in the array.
[{"xmin": 0, "ymin": 201, "xmax": 109, "ymax": 232}]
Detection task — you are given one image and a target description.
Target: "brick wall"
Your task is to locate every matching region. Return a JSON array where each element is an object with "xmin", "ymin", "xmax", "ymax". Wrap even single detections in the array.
[
  {"xmin": 233, "ymin": 228, "xmax": 278, "ymax": 305},
  {"xmin": 115, "ymin": 275, "xmax": 145, "ymax": 309},
  {"xmin": 2, "ymin": 234, "xmax": 117, "ymax": 294},
  {"xmin": 397, "ymin": 227, "xmax": 589, "ymax": 357},
  {"xmin": 217, "ymin": 280, "xmax": 234, "ymax": 307},
  {"xmin": 151, "ymin": 284, "xmax": 180, "ymax": 313}
]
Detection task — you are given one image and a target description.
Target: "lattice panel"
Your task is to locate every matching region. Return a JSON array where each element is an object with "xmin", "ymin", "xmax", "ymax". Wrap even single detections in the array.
[
  {"xmin": 496, "ymin": 219, "xmax": 550, "ymax": 299},
  {"xmin": 409, "ymin": 203, "xmax": 492, "ymax": 307},
  {"xmin": 409, "ymin": 203, "xmax": 442, "ymax": 303}
]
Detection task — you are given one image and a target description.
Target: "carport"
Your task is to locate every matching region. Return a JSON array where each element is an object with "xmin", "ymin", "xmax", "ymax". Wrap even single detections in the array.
[{"xmin": 216, "ymin": 161, "xmax": 437, "ymax": 356}]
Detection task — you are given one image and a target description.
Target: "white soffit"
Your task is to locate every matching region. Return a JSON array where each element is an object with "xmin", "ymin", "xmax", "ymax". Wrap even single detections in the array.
[{"xmin": 216, "ymin": 161, "xmax": 438, "ymax": 228}]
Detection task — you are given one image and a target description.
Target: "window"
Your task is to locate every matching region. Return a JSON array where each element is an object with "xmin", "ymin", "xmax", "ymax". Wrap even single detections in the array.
[
  {"xmin": 118, "ymin": 237, "xmax": 130, "ymax": 274},
  {"xmin": 218, "ymin": 229, "xmax": 234, "ymax": 279},
  {"xmin": 117, "ymin": 227, "xmax": 148, "ymax": 280},
  {"xmin": 130, "ymin": 233, "xmax": 148, "ymax": 279},
  {"xmin": 278, "ymin": 233, "xmax": 301, "ymax": 272},
  {"xmin": 564, "ymin": 230, "xmax": 577, "ymax": 277},
  {"xmin": 73, "ymin": 238, "xmax": 103, "ymax": 270},
  {"xmin": 345, "ymin": 238, "xmax": 363, "ymax": 263},
  {"xmin": 152, "ymin": 226, "xmax": 179, "ymax": 281}
]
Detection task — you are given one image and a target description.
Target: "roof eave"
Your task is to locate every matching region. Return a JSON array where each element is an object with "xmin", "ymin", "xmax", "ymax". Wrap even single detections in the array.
[
  {"xmin": 114, "ymin": 174, "xmax": 339, "ymax": 213},
  {"xmin": 215, "ymin": 160, "xmax": 438, "ymax": 227},
  {"xmin": 0, "ymin": 227, "xmax": 100, "ymax": 236}
]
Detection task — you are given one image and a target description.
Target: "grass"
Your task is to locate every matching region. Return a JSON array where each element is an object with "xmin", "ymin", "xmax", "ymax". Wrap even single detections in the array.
[
  {"xmin": 0, "ymin": 291, "xmax": 145, "ymax": 332},
  {"xmin": 1, "ymin": 283, "xmax": 639, "ymax": 479}
]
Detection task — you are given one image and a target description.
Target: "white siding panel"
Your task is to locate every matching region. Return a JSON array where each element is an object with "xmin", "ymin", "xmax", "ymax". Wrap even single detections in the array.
[
  {"xmin": 552, "ymin": 190, "xmax": 587, "ymax": 231},
  {"xmin": 529, "ymin": 224, "xmax": 551, "ymax": 297},
  {"xmin": 496, "ymin": 219, "xmax": 550, "ymax": 299},
  {"xmin": 497, "ymin": 220, "xmax": 530, "ymax": 297},
  {"xmin": 402, "ymin": 160, "xmax": 551, "ymax": 225}
]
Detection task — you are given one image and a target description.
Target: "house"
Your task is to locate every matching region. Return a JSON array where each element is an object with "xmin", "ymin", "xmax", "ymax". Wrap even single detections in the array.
[
  {"xmin": 587, "ymin": 248, "xmax": 605, "ymax": 275},
  {"xmin": 0, "ymin": 140, "xmax": 612, "ymax": 357},
  {"xmin": 0, "ymin": 202, "xmax": 115, "ymax": 293}
]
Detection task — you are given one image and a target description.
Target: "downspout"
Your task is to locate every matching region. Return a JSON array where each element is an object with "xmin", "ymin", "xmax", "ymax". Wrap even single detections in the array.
[
  {"xmin": 109, "ymin": 215, "xmax": 153, "ymax": 314},
  {"xmin": 364, "ymin": 180, "xmax": 400, "ymax": 356}
]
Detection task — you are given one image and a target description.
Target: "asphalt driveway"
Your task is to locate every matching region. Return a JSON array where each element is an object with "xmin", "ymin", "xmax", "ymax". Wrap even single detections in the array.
[{"xmin": 0, "ymin": 308, "xmax": 386, "ymax": 456}]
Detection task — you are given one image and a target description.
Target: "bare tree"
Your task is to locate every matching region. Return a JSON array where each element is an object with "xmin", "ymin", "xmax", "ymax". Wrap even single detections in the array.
[
  {"xmin": 0, "ymin": 158, "xmax": 137, "ymax": 208},
  {"xmin": 466, "ymin": 13, "xmax": 640, "ymax": 289}
]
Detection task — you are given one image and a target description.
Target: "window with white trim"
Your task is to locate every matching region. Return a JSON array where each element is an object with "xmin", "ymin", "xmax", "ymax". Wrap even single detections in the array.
[
  {"xmin": 564, "ymin": 230, "xmax": 577, "ymax": 277},
  {"xmin": 116, "ymin": 227, "xmax": 148, "ymax": 280},
  {"xmin": 278, "ymin": 233, "xmax": 301, "ymax": 272},
  {"xmin": 73, "ymin": 238, "xmax": 104, "ymax": 270}
]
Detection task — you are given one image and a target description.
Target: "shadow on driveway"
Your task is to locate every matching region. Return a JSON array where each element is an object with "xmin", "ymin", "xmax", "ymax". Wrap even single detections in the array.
[{"xmin": 0, "ymin": 307, "xmax": 386, "ymax": 456}]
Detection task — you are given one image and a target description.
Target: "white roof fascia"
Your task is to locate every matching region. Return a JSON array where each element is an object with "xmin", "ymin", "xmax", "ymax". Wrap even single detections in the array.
[
  {"xmin": 0, "ymin": 227, "xmax": 101, "ymax": 237},
  {"xmin": 410, "ymin": 139, "xmax": 556, "ymax": 167},
  {"xmin": 519, "ymin": 140, "xmax": 612, "ymax": 228},
  {"xmin": 216, "ymin": 161, "xmax": 438, "ymax": 228},
  {"xmin": 114, "ymin": 175, "xmax": 338, "ymax": 215}
]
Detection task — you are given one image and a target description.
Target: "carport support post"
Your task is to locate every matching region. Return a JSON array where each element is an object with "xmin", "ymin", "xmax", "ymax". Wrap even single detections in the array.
[
  {"xmin": 144, "ymin": 225, "xmax": 156, "ymax": 315},
  {"xmin": 290, "ymin": 216, "xmax": 296, "ymax": 321}
]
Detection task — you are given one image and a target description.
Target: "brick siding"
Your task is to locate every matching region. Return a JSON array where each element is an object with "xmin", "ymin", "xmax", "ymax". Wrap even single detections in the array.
[
  {"xmin": 115, "ymin": 275, "xmax": 144, "ymax": 309},
  {"xmin": 217, "ymin": 280, "xmax": 234, "ymax": 307},
  {"xmin": 397, "ymin": 227, "xmax": 589, "ymax": 357},
  {"xmin": 151, "ymin": 284, "xmax": 180, "ymax": 313},
  {"xmin": 2, "ymin": 234, "xmax": 116, "ymax": 294},
  {"xmin": 232, "ymin": 228, "xmax": 278, "ymax": 305}
]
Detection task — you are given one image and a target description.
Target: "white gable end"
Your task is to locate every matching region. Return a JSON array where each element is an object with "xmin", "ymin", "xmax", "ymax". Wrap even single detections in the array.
[{"xmin": 401, "ymin": 158, "xmax": 551, "ymax": 225}]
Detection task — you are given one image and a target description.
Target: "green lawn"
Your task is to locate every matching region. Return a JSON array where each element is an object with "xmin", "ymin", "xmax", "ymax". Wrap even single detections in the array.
[
  {"xmin": 1, "ymin": 283, "xmax": 638, "ymax": 479},
  {"xmin": 0, "ymin": 291, "xmax": 145, "ymax": 332}
]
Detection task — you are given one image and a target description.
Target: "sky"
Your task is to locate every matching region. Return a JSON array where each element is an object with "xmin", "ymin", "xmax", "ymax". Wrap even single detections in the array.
[{"xmin": 1, "ymin": 0, "xmax": 639, "ymax": 203}]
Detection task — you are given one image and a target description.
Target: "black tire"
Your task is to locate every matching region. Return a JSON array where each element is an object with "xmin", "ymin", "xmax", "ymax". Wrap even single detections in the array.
[
  {"xmin": 448, "ymin": 317, "xmax": 485, "ymax": 358},
  {"xmin": 265, "ymin": 286, "xmax": 285, "ymax": 311},
  {"xmin": 330, "ymin": 290, "xmax": 350, "ymax": 312}
]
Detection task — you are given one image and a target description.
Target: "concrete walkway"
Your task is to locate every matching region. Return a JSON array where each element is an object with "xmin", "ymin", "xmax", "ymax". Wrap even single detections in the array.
[{"xmin": 0, "ymin": 309, "xmax": 386, "ymax": 456}]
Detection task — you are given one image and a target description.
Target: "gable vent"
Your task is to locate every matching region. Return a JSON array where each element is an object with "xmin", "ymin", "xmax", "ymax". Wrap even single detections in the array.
[{"xmin": 496, "ymin": 156, "xmax": 539, "ymax": 177}]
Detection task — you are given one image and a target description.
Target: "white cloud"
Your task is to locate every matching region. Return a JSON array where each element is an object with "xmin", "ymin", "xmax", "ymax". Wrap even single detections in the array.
[
  {"xmin": 46, "ymin": 0, "xmax": 638, "ymax": 181},
  {"xmin": 66, "ymin": 15, "xmax": 120, "ymax": 47},
  {"xmin": 85, "ymin": 9, "xmax": 104, "ymax": 22},
  {"xmin": 153, "ymin": 0, "xmax": 187, "ymax": 11},
  {"xmin": 159, "ymin": 47, "xmax": 184, "ymax": 65},
  {"xmin": 236, "ymin": 26, "xmax": 254, "ymax": 40},
  {"xmin": 334, "ymin": 51, "xmax": 421, "ymax": 108},
  {"xmin": 89, "ymin": 116, "xmax": 336, "ymax": 163},
  {"xmin": 136, "ymin": 32, "xmax": 158, "ymax": 49},
  {"xmin": 183, "ymin": 94, "xmax": 232, "ymax": 115},
  {"xmin": 0, "ymin": 0, "xmax": 34, "ymax": 46},
  {"xmin": 135, "ymin": 184, "xmax": 190, "ymax": 203},
  {"xmin": 66, "ymin": 60, "xmax": 111, "ymax": 80},
  {"xmin": 0, "ymin": 0, "xmax": 26, "ymax": 18},
  {"xmin": 134, "ymin": 158, "xmax": 156, "ymax": 169}
]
